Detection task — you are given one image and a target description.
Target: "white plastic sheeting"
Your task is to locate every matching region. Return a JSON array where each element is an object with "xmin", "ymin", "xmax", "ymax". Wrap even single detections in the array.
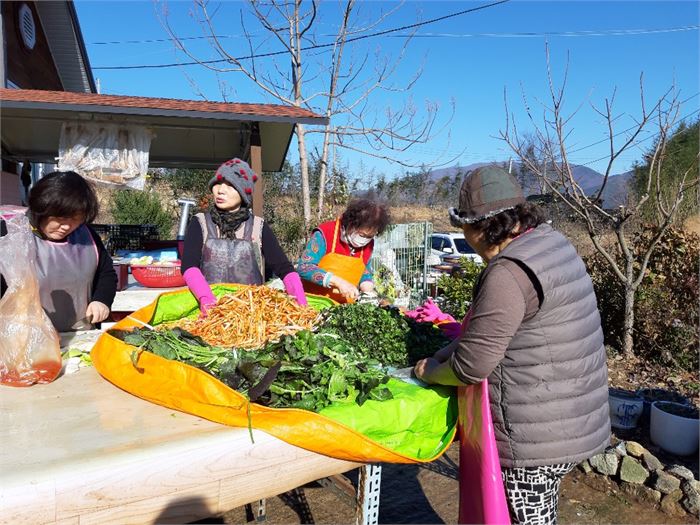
[{"xmin": 57, "ymin": 122, "xmax": 153, "ymax": 190}]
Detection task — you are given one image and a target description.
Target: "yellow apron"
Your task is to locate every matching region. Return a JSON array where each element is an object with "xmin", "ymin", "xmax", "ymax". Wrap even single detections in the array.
[{"xmin": 303, "ymin": 220, "xmax": 367, "ymax": 304}]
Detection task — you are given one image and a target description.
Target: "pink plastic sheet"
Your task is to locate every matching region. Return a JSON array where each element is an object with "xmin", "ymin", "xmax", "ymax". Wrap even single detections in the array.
[
  {"xmin": 456, "ymin": 309, "xmax": 510, "ymax": 524},
  {"xmin": 458, "ymin": 381, "xmax": 510, "ymax": 524}
]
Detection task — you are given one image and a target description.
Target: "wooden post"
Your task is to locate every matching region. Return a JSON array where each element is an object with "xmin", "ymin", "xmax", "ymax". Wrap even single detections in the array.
[{"xmin": 249, "ymin": 122, "xmax": 264, "ymax": 218}]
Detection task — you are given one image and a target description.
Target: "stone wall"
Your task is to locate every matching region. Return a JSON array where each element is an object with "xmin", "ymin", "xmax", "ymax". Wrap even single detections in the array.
[{"xmin": 581, "ymin": 439, "xmax": 699, "ymax": 519}]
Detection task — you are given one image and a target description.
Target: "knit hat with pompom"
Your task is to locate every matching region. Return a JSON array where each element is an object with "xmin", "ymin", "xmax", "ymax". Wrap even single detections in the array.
[{"xmin": 208, "ymin": 158, "xmax": 258, "ymax": 208}]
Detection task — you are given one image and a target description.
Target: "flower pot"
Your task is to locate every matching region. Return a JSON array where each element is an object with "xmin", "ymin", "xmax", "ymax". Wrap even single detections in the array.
[
  {"xmin": 608, "ymin": 388, "xmax": 644, "ymax": 430},
  {"xmin": 636, "ymin": 388, "xmax": 690, "ymax": 423},
  {"xmin": 650, "ymin": 401, "xmax": 699, "ymax": 456}
]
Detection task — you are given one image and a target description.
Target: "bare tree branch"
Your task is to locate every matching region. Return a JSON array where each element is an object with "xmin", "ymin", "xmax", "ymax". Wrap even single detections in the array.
[
  {"xmin": 500, "ymin": 52, "xmax": 695, "ymax": 356},
  {"xmin": 160, "ymin": 0, "xmax": 457, "ymax": 226}
]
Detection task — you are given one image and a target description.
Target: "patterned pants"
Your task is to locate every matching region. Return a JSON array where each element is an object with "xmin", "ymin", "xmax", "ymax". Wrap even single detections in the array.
[{"xmin": 501, "ymin": 463, "xmax": 575, "ymax": 525}]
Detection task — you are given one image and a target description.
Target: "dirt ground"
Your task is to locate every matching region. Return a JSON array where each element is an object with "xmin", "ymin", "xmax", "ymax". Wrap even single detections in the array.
[{"xmin": 192, "ymin": 441, "xmax": 695, "ymax": 525}]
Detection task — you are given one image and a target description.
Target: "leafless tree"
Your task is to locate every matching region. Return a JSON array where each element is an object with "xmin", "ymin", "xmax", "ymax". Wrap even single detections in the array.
[
  {"xmin": 501, "ymin": 47, "xmax": 699, "ymax": 357},
  {"xmin": 159, "ymin": 0, "xmax": 457, "ymax": 226},
  {"xmin": 510, "ymin": 133, "xmax": 548, "ymax": 195}
]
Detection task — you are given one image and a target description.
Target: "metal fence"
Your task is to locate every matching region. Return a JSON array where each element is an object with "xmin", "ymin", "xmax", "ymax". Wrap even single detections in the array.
[{"xmin": 369, "ymin": 221, "xmax": 432, "ymax": 308}]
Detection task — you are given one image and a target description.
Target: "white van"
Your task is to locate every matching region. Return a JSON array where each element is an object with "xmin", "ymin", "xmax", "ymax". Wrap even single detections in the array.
[{"xmin": 430, "ymin": 233, "xmax": 483, "ymax": 264}]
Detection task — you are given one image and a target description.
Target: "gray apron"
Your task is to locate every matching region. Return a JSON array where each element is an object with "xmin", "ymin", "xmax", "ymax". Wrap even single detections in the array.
[
  {"xmin": 197, "ymin": 212, "xmax": 264, "ymax": 285},
  {"xmin": 33, "ymin": 224, "xmax": 98, "ymax": 332}
]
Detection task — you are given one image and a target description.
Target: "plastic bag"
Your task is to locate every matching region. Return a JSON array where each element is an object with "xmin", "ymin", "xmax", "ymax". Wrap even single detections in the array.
[
  {"xmin": 0, "ymin": 215, "xmax": 61, "ymax": 387},
  {"xmin": 58, "ymin": 121, "xmax": 153, "ymax": 190}
]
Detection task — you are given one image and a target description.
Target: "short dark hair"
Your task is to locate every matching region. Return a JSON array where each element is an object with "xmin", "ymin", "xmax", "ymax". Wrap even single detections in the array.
[
  {"xmin": 28, "ymin": 171, "xmax": 99, "ymax": 226},
  {"xmin": 470, "ymin": 202, "xmax": 545, "ymax": 246},
  {"xmin": 340, "ymin": 199, "xmax": 390, "ymax": 235}
]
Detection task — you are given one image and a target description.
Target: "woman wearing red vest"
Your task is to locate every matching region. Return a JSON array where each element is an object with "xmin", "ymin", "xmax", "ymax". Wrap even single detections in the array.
[{"xmin": 297, "ymin": 199, "xmax": 390, "ymax": 303}]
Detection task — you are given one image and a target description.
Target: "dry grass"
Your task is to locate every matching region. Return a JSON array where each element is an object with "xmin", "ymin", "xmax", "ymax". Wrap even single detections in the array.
[
  {"xmin": 389, "ymin": 205, "xmax": 457, "ymax": 233},
  {"xmin": 684, "ymin": 214, "xmax": 700, "ymax": 236},
  {"xmin": 93, "ymin": 184, "xmax": 116, "ymax": 224}
]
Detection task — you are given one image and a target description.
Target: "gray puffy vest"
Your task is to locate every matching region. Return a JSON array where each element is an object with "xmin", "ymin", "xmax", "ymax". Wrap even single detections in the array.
[{"xmin": 483, "ymin": 224, "xmax": 610, "ymax": 467}]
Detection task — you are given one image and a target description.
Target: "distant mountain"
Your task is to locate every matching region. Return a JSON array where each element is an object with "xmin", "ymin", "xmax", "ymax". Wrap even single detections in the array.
[
  {"xmin": 426, "ymin": 162, "xmax": 633, "ymax": 208},
  {"xmin": 427, "ymin": 163, "xmax": 490, "ymax": 182},
  {"xmin": 582, "ymin": 170, "xmax": 634, "ymax": 208}
]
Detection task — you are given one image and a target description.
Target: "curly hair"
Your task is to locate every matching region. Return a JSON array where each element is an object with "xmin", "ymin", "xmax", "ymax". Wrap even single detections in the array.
[
  {"xmin": 470, "ymin": 202, "xmax": 545, "ymax": 246},
  {"xmin": 28, "ymin": 171, "xmax": 99, "ymax": 226},
  {"xmin": 340, "ymin": 199, "xmax": 390, "ymax": 235}
]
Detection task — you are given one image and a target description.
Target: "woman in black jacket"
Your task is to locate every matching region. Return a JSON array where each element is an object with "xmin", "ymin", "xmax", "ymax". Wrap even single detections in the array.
[{"xmin": 180, "ymin": 158, "xmax": 307, "ymax": 315}]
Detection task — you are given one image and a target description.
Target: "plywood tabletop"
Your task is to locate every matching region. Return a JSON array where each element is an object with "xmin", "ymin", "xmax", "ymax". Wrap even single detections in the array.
[{"xmin": 0, "ymin": 368, "xmax": 360, "ymax": 524}]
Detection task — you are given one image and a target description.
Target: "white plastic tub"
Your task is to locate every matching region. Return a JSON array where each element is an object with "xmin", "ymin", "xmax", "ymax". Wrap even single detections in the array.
[{"xmin": 650, "ymin": 401, "xmax": 699, "ymax": 456}]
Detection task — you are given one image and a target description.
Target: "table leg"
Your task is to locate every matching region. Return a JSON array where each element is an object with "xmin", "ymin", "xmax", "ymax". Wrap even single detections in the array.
[
  {"xmin": 355, "ymin": 464, "xmax": 381, "ymax": 525},
  {"xmin": 279, "ymin": 488, "xmax": 314, "ymax": 523},
  {"xmin": 255, "ymin": 499, "xmax": 266, "ymax": 522},
  {"xmin": 245, "ymin": 499, "xmax": 266, "ymax": 522}
]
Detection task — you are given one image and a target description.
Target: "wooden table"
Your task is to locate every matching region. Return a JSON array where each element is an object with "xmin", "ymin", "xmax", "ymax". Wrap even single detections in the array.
[{"xmin": 0, "ymin": 367, "xmax": 368, "ymax": 524}]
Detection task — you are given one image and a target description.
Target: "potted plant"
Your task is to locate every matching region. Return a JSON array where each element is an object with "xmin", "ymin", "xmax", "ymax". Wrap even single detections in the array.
[
  {"xmin": 650, "ymin": 401, "xmax": 699, "ymax": 456},
  {"xmin": 608, "ymin": 388, "xmax": 644, "ymax": 430}
]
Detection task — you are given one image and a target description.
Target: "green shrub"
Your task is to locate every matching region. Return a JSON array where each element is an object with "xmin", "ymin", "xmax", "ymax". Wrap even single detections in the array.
[
  {"xmin": 159, "ymin": 168, "xmax": 213, "ymax": 212},
  {"xmin": 269, "ymin": 212, "xmax": 307, "ymax": 261},
  {"xmin": 263, "ymin": 167, "xmax": 308, "ymax": 260},
  {"xmin": 584, "ymin": 227, "xmax": 699, "ymax": 372},
  {"xmin": 436, "ymin": 257, "xmax": 485, "ymax": 319},
  {"xmin": 110, "ymin": 189, "xmax": 175, "ymax": 239}
]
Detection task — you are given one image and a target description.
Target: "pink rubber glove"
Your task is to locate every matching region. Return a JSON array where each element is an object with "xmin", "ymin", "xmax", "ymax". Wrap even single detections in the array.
[
  {"xmin": 183, "ymin": 267, "xmax": 217, "ymax": 316},
  {"xmin": 437, "ymin": 321, "xmax": 462, "ymax": 340},
  {"xmin": 417, "ymin": 298, "xmax": 456, "ymax": 324},
  {"xmin": 403, "ymin": 308, "xmax": 422, "ymax": 320},
  {"xmin": 282, "ymin": 272, "xmax": 308, "ymax": 306}
]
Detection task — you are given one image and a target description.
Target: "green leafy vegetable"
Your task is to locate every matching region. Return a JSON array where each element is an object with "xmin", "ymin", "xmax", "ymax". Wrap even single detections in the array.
[
  {"xmin": 219, "ymin": 331, "xmax": 393, "ymax": 411},
  {"xmin": 110, "ymin": 327, "xmax": 232, "ymax": 375},
  {"xmin": 109, "ymin": 327, "xmax": 393, "ymax": 413},
  {"xmin": 321, "ymin": 304, "xmax": 449, "ymax": 367}
]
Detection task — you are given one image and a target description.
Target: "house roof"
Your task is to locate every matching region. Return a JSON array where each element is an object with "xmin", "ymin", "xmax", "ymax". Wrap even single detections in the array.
[
  {"xmin": 35, "ymin": 1, "xmax": 96, "ymax": 93},
  {"xmin": 0, "ymin": 88, "xmax": 327, "ymax": 171},
  {"xmin": 0, "ymin": 88, "xmax": 323, "ymax": 123}
]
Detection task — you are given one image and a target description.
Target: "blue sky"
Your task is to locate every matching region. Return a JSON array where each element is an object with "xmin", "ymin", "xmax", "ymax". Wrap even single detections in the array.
[{"xmin": 74, "ymin": 0, "xmax": 699, "ymax": 180}]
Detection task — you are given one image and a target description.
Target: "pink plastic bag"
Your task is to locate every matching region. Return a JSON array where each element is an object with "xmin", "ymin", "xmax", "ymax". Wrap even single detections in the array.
[
  {"xmin": 0, "ymin": 215, "xmax": 62, "ymax": 387},
  {"xmin": 455, "ymin": 308, "xmax": 510, "ymax": 524}
]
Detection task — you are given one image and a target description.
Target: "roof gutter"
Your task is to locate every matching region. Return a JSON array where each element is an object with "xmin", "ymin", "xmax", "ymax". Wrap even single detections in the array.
[{"xmin": 66, "ymin": 1, "xmax": 97, "ymax": 93}]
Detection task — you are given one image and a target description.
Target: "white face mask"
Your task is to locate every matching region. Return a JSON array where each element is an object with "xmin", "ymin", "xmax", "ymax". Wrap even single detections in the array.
[{"xmin": 346, "ymin": 231, "xmax": 373, "ymax": 248}]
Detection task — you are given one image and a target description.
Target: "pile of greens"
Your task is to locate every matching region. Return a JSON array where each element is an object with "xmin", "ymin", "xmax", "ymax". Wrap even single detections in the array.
[
  {"xmin": 218, "ymin": 330, "xmax": 392, "ymax": 411},
  {"xmin": 321, "ymin": 304, "xmax": 450, "ymax": 367},
  {"xmin": 110, "ymin": 327, "xmax": 231, "ymax": 374},
  {"xmin": 109, "ymin": 327, "xmax": 392, "ymax": 412},
  {"xmin": 108, "ymin": 303, "xmax": 448, "ymax": 412}
]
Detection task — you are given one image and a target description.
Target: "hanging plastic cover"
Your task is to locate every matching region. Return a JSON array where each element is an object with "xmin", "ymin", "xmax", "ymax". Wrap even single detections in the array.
[{"xmin": 57, "ymin": 121, "xmax": 153, "ymax": 190}]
